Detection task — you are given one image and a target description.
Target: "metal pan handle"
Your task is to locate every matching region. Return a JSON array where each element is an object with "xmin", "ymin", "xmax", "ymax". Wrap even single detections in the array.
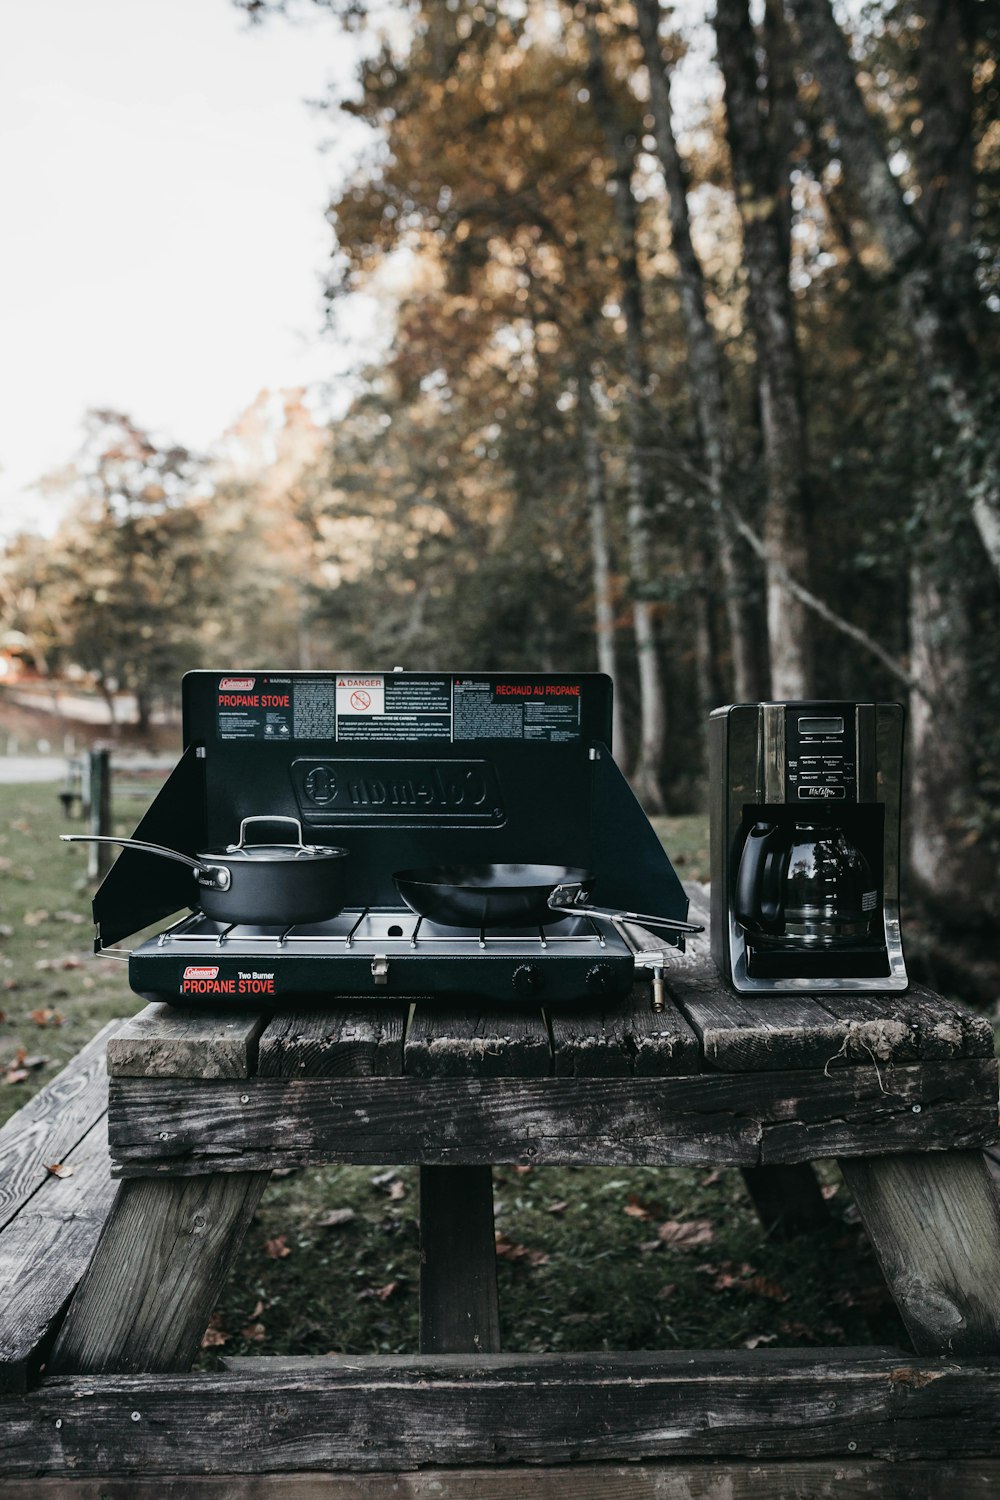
[
  {"xmin": 547, "ymin": 884, "xmax": 703, "ymax": 936},
  {"xmin": 235, "ymin": 815, "xmax": 307, "ymax": 851},
  {"xmin": 60, "ymin": 835, "xmax": 231, "ymax": 890}
]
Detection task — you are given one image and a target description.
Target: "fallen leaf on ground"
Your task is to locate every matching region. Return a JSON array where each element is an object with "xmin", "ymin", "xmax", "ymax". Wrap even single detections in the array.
[
  {"xmin": 743, "ymin": 1333, "xmax": 778, "ymax": 1349},
  {"xmin": 241, "ymin": 1322, "xmax": 267, "ymax": 1342},
  {"xmin": 513, "ymin": 1164, "xmax": 533, "ymax": 1175},
  {"xmin": 44, "ymin": 1162, "xmax": 74, "ymax": 1179},
  {"xmin": 658, "ymin": 1218, "xmax": 715, "ymax": 1250},
  {"xmin": 249, "ymin": 1299, "xmax": 266, "ymax": 1318},
  {"xmin": 624, "ymin": 1193, "xmax": 652, "ymax": 1220},
  {"xmin": 743, "ymin": 1274, "xmax": 790, "ymax": 1303},
  {"xmin": 821, "ymin": 1183, "xmax": 839, "ymax": 1200},
  {"xmin": 31, "ymin": 1007, "xmax": 65, "ymax": 1027},
  {"xmin": 318, "ymin": 1208, "xmax": 357, "ymax": 1229},
  {"xmin": 200, "ymin": 1314, "xmax": 230, "ymax": 1348},
  {"xmin": 33, "ymin": 955, "xmax": 83, "ymax": 972},
  {"xmin": 53, "ymin": 910, "xmax": 86, "ymax": 924},
  {"xmin": 0, "ymin": 924, "xmax": 12, "ymax": 938},
  {"xmin": 545, "ymin": 1200, "xmax": 568, "ymax": 1215},
  {"xmin": 264, "ymin": 1235, "xmax": 291, "ymax": 1259},
  {"xmin": 11, "ymin": 820, "xmax": 32, "ymax": 835},
  {"xmin": 657, "ymin": 1283, "xmax": 677, "ymax": 1299},
  {"xmin": 388, "ymin": 1179, "xmax": 407, "ymax": 1201},
  {"xmin": 357, "ymin": 1280, "xmax": 404, "ymax": 1302},
  {"xmin": 495, "ymin": 1233, "xmax": 548, "ymax": 1267},
  {"xmin": 23, "ymin": 910, "xmax": 49, "ymax": 927},
  {"xmin": 4, "ymin": 1069, "xmax": 28, "ymax": 1085},
  {"xmin": 700, "ymin": 1168, "xmax": 725, "ymax": 1187}
]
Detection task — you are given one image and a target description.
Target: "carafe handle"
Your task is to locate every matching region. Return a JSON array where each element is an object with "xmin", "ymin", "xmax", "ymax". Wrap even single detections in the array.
[{"xmin": 734, "ymin": 821, "xmax": 789, "ymax": 935}]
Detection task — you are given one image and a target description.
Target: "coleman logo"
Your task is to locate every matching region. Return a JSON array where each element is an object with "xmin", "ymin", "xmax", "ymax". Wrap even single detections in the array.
[
  {"xmin": 183, "ymin": 966, "xmax": 219, "ymax": 980},
  {"xmin": 219, "ymin": 677, "xmax": 255, "ymax": 691}
]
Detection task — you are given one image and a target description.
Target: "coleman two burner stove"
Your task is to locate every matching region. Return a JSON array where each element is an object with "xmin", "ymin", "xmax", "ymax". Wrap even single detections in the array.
[{"xmin": 87, "ymin": 670, "xmax": 694, "ymax": 1008}]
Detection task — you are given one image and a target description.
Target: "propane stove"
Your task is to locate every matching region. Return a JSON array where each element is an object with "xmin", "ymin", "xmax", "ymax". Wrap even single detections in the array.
[{"xmin": 90, "ymin": 670, "xmax": 691, "ymax": 1006}]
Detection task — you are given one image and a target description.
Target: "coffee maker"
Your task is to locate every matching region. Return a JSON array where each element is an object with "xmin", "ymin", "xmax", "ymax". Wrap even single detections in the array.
[{"xmin": 710, "ymin": 701, "xmax": 907, "ymax": 994}]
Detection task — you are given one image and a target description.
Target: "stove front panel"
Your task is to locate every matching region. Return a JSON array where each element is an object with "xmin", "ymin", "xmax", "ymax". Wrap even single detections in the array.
[{"xmin": 129, "ymin": 909, "xmax": 635, "ymax": 1005}]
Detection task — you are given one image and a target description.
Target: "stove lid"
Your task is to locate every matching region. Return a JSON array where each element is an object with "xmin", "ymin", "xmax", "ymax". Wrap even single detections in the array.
[{"xmin": 91, "ymin": 670, "xmax": 689, "ymax": 949}]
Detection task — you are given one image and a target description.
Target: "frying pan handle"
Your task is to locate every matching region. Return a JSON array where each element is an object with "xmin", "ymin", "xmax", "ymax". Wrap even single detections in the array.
[
  {"xmin": 60, "ymin": 835, "xmax": 231, "ymax": 890},
  {"xmin": 548, "ymin": 885, "xmax": 704, "ymax": 936},
  {"xmin": 236, "ymin": 815, "xmax": 307, "ymax": 851}
]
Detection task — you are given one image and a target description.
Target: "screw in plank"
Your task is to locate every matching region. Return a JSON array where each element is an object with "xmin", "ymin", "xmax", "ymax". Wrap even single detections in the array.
[
  {"xmin": 131, "ymin": 1411, "xmax": 141, "ymax": 1422},
  {"xmin": 240, "ymin": 1094, "xmax": 250, "ymax": 1104},
  {"xmin": 847, "ymin": 1441, "xmax": 857, "ymax": 1452},
  {"xmin": 54, "ymin": 1419, "xmax": 62, "ymax": 1429},
  {"xmin": 911, "ymin": 1104, "xmax": 922, "ymax": 1114}
]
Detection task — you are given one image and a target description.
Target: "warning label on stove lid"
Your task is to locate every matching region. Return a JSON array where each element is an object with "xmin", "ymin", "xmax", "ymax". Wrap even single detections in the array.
[
  {"xmin": 215, "ymin": 674, "xmax": 584, "ymax": 743},
  {"xmin": 453, "ymin": 679, "xmax": 582, "ymax": 743}
]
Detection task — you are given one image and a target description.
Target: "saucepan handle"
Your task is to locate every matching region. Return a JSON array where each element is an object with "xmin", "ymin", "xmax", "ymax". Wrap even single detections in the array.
[{"xmin": 60, "ymin": 835, "xmax": 231, "ymax": 890}]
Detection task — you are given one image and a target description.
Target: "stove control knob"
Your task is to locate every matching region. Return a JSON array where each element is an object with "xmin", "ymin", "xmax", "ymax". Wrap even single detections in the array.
[
  {"xmin": 512, "ymin": 963, "xmax": 544, "ymax": 995},
  {"xmin": 585, "ymin": 963, "xmax": 616, "ymax": 995}
]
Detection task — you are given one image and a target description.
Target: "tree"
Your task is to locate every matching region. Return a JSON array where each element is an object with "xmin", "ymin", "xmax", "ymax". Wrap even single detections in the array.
[{"xmin": 44, "ymin": 412, "xmax": 216, "ymax": 733}]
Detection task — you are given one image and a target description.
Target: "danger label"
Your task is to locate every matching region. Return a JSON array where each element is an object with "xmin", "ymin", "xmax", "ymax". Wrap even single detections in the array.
[{"xmin": 337, "ymin": 676, "xmax": 385, "ymax": 717}]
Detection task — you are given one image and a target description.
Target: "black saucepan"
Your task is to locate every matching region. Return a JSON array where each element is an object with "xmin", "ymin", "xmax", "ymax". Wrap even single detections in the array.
[
  {"xmin": 62, "ymin": 815, "xmax": 348, "ymax": 926},
  {"xmin": 393, "ymin": 863, "xmax": 704, "ymax": 936}
]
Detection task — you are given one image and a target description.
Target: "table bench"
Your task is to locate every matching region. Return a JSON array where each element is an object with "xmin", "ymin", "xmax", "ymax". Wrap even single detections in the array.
[{"xmin": 3, "ymin": 887, "xmax": 1000, "ymax": 1496}]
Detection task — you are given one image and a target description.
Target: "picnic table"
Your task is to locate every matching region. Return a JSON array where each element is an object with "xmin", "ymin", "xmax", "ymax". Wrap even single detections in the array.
[{"xmin": 3, "ymin": 885, "xmax": 1000, "ymax": 1497}]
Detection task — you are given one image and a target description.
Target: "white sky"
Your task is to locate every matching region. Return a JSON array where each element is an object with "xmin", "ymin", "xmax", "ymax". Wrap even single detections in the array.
[{"xmin": 0, "ymin": 0, "xmax": 374, "ymax": 536}]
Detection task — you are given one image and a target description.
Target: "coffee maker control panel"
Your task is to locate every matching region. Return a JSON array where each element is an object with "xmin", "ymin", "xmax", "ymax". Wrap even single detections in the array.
[{"xmin": 785, "ymin": 704, "xmax": 856, "ymax": 803}]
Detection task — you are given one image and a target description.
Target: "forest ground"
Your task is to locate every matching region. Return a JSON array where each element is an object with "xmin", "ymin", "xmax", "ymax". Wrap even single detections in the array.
[{"xmin": 0, "ymin": 780, "xmax": 944, "ymax": 1360}]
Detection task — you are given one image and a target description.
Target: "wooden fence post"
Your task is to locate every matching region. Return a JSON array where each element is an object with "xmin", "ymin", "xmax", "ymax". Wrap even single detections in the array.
[{"xmin": 87, "ymin": 748, "xmax": 112, "ymax": 881}]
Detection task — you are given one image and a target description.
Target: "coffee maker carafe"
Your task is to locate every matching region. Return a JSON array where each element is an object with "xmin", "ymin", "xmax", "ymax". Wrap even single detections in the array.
[{"xmin": 710, "ymin": 702, "xmax": 907, "ymax": 994}]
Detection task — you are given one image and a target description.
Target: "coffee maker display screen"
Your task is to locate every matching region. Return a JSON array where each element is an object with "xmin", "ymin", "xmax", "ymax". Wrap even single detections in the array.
[{"xmin": 798, "ymin": 716, "xmax": 844, "ymax": 735}]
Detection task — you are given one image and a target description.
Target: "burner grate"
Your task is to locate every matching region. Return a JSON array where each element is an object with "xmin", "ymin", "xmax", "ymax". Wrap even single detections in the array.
[{"xmin": 153, "ymin": 907, "xmax": 608, "ymax": 952}]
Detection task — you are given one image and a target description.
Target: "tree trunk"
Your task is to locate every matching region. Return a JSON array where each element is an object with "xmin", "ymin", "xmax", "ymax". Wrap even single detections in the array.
[
  {"xmin": 783, "ymin": 0, "xmax": 999, "ymax": 576},
  {"xmin": 579, "ymin": 369, "xmax": 627, "ymax": 758},
  {"xmin": 783, "ymin": 0, "xmax": 992, "ymax": 918},
  {"xmin": 634, "ymin": 0, "xmax": 755, "ymax": 703},
  {"xmin": 585, "ymin": 8, "xmax": 667, "ymax": 811},
  {"xmin": 715, "ymin": 0, "xmax": 813, "ymax": 701}
]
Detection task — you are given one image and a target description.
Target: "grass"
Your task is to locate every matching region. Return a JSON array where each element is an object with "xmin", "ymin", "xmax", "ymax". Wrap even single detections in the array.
[{"xmin": 1, "ymin": 783, "xmax": 906, "ymax": 1360}]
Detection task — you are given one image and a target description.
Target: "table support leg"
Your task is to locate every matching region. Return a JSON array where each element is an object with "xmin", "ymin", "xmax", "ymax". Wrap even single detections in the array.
[
  {"xmin": 839, "ymin": 1150, "xmax": 1000, "ymax": 1355},
  {"xmin": 741, "ymin": 1164, "xmax": 830, "ymax": 1239},
  {"xmin": 48, "ymin": 1171, "xmax": 269, "ymax": 1375},
  {"xmin": 419, "ymin": 1164, "xmax": 500, "ymax": 1354}
]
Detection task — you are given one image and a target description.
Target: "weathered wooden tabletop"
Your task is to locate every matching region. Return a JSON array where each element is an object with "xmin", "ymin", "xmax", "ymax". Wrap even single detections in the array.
[{"xmin": 103, "ymin": 886, "xmax": 999, "ymax": 1177}]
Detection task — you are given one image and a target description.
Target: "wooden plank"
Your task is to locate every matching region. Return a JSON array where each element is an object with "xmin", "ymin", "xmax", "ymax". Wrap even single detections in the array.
[
  {"xmin": 419, "ymin": 1165, "xmax": 500, "ymax": 1354},
  {"xmin": 839, "ymin": 1150, "xmax": 1000, "ymax": 1355},
  {"xmin": 813, "ymin": 986, "xmax": 995, "ymax": 1064},
  {"xmin": 6, "ymin": 1461, "xmax": 1000, "ymax": 1498},
  {"xmin": 0, "ymin": 1021, "xmax": 118, "ymax": 1233},
  {"xmin": 4, "ymin": 1351, "xmax": 1000, "ymax": 1473},
  {"xmin": 257, "ymin": 1006, "xmax": 406, "ymax": 1078},
  {"xmin": 740, "ymin": 1164, "xmax": 830, "ymax": 1239},
  {"xmin": 0, "ymin": 1115, "xmax": 119, "ymax": 1393},
  {"xmin": 669, "ymin": 976, "xmax": 850, "ymax": 1075},
  {"xmin": 404, "ymin": 1005, "xmax": 551, "ymax": 1078},
  {"xmin": 106, "ymin": 1004, "xmax": 267, "ymax": 1080},
  {"xmin": 550, "ymin": 983, "xmax": 701, "ymax": 1078},
  {"xmin": 48, "ymin": 1170, "xmax": 269, "ymax": 1375},
  {"xmin": 107, "ymin": 1060, "xmax": 999, "ymax": 1173}
]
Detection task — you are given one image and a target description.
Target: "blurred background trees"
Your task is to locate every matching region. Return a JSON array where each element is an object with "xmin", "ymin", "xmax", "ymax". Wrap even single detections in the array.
[{"xmin": 2, "ymin": 0, "xmax": 998, "ymax": 930}]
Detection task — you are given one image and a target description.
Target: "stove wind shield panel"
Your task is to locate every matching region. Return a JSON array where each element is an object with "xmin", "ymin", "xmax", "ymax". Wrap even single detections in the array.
[{"xmin": 93, "ymin": 670, "xmax": 689, "ymax": 1006}]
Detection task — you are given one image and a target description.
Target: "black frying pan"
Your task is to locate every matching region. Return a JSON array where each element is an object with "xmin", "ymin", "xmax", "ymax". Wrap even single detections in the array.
[
  {"xmin": 393, "ymin": 864, "xmax": 592, "ymax": 928},
  {"xmin": 393, "ymin": 863, "xmax": 703, "ymax": 936}
]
